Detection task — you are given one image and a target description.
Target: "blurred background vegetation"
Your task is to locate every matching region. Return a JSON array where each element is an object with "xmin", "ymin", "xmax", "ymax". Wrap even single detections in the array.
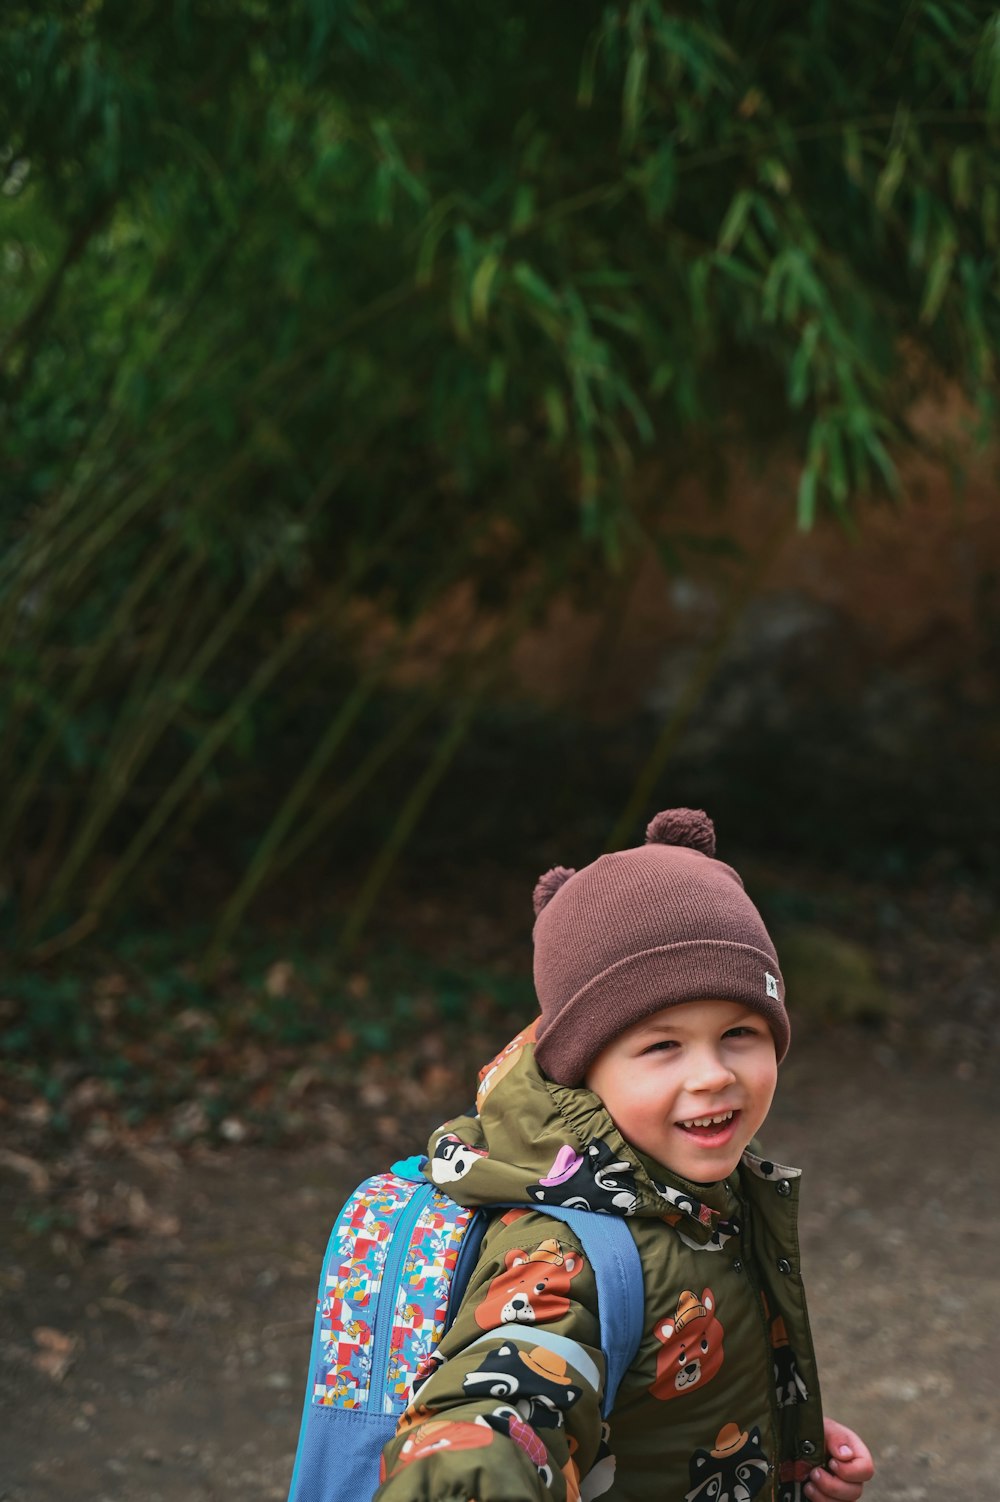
[{"xmin": 2, "ymin": 1, "xmax": 1000, "ymax": 1134}]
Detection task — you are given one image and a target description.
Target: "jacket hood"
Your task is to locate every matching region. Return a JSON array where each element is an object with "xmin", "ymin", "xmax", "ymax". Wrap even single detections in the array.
[{"xmin": 424, "ymin": 1022, "xmax": 745, "ymax": 1249}]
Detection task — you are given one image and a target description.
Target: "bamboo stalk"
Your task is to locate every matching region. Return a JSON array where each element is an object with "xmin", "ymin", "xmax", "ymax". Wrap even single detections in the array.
[
  {"xmin": 19, "ymin": 788, "xmax": 72, "ymax": 924},
  {"xmin": 204, "ymin": 484, "xmax": 522, "ymax": 963},
  {"xmin": 82, "ymin": 612, "xmax": 320, "ymax": 925},
  {"xmin": 27, "ymin": 910, "xmax": 99, "ymax": 964},
  {"xmin": 0, "ymin": 199, "xmax": 115, "ymax": 393},
  {"xmin": 2, "ymin": 313, "xmax": 298, "ymax": 629},
  {"xmin": 0, "ymin": 534, "xmax": 182, "ymax": 865},
  {"xmin": 95, "ymin": 551, "xmax": 209, "ymax": 771},
  {"xmin": 204, "ymin": 667, "xmax": 386, "ymax": 967},
  {"xmin": 17, "ymin": 364, "xmax": 321, "ymax": 630},
  {"xmin": 1, "ymin": 227, "xmax": 237, "ymax": 596},
  {"xmin": 25, "ymin": 556, "xmax": 213, "ymax": 936},
  {"xmin": 266, "ymin": 686, "xmax": 439, "ymax": 878},
  {"xmin": 93, "ymin": 463, "xmax": 453, "ymax": 931},
  {"xmin": 0, "ymin": 405, "xmax": 127, "ymax": 590},
  {"xmin": 0, "ymin": 470, "xmax": 168, "ymax": 664},
  {"xmin": 27, "ymin": 446, "xmax": 353, "ymax": 946},
  {"xmin": 333, "ymin": 689, "xmax": 484, "ymax": 961},
  {"xmin": 334, "ymin": 578, "xmax": 551, "ymax": 957}
]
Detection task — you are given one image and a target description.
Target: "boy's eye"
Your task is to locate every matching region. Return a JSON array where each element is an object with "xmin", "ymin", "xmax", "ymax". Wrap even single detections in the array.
[
  {"xmin": 642, "ymin": 1039, "xmax": 679, "ymax": 1054},
  {"xmin": 723, "ymin": 1025, "xmax": 757, "ymax": 1038}
]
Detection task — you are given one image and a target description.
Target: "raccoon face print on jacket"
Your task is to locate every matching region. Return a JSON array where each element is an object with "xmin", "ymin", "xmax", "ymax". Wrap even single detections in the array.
[{"xmin": 527, "ymin": 1139, "xmax": 639, "ymax": 1215}]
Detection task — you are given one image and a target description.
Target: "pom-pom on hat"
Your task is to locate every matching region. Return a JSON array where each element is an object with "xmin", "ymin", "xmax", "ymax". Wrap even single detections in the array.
[{"xmin": 532, "ymin": 808, "xmax": 788, "ymax": 1086}]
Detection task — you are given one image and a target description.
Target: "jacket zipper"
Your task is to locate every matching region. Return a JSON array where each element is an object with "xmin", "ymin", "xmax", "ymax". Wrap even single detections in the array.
[
  {"xmin": 736, "ymin": 1192, "xmax": 783, "ymax": 1501},
  {"xmin": 366, "ymin": 1181, "xmax": 430, "ymax": 1414}
]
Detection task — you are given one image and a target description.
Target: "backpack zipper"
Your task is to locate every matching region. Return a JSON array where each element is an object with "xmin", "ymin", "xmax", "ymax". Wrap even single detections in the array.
[{"xmin": 366, "ymin": 1180, "xmax": 431, "ymax": 1414}]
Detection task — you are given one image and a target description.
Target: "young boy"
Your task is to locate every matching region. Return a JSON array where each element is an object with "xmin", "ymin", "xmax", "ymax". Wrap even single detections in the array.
[{"xmin": 374, "ymin": 809, "xmax": 875, "ymax": 1502}]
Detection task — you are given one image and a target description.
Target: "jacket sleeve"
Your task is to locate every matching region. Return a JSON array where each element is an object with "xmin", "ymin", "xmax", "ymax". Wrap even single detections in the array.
[{"xmin": 373, "ymin": 1209, "xmax": 607, "ymax": 1502}]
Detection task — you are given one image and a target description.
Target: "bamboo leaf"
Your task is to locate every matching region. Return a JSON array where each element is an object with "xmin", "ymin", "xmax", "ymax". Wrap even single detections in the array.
[
  {"xmin": 789, "ymin": 320, "xmax": 820, "ymax": 409},
  {"xmin": 543, "ymin": 385, "xmax": 569, "ymax": 443},
  {"xmin": 842, "ymin": 125, "xmax": 864, "ymax": 186},
  {"xmin": 949, "ymin": 146, "xmax": 974, "ymax": 211},
  {"xmin": 920, "ymin": 229, "xmax": 957, "ymax": 323},
  {"xmin": 875, "ymin": 146, "xmax": 907, "ymax": 214},
  {"xmin": 717, "ymin": 188, "xmax": 755, "ymax": 254},
  {"xmin": 510, "ymin": 184, "xmax": 535, "ymax": 233},
  {"xmin": 415, "ymin": 196, "xmax": 457, "ymax": 287},
  {"xmin": 621, "ymin": 43, "xmax": 648, "ymax": 149},
  {"xmin": 512, "ymin": 261, "xmax": 560, "ymax": 312},
  {"xmin": 470, "ymin": 248, "xmax": 503, "ymax": 324},
  {"xmin": 577, "ymin": 20, "xmax": 606, "ymax": 107},
  {"xmin": 864, "ymin": 429, "xmax": 901, "ymax": 497},
  {"xmin": 487, "ymin": 355, "xmax": 507, "ymax": 405},
  {"xmin": 712, "ymin": 253, "xmax": 759, "ymax": 290},
  {"xmin": 974, "ymin": 13, "xmax": 1000, "ymax": 119},
  {"xmin": 641, "ymin": 142, "xmax": 676, "ymax": 223},
  {"xmin": 797, "ymin": 462, "xmax": 818, "ymax": 529},
  {"xmin": 826, "ymin": 419, "xmax": 848, "ymax": 507}
]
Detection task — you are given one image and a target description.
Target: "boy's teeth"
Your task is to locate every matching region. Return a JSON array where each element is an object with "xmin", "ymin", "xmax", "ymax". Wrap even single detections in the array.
[{"xmin": 682, "ymin": 1111, "xmax": 734, "ymax": 1128}]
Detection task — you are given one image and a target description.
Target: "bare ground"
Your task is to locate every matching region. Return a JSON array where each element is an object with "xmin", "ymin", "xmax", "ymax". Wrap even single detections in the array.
[{"xmin": 1, "ymin": 1022, "xmax": 997, "ymax": 1502}]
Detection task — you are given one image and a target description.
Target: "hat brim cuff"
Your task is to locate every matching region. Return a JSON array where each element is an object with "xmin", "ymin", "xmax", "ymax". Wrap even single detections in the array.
[{"xmin": 533, "ymin": 939, "xmax": 789, "ymax": 1086}]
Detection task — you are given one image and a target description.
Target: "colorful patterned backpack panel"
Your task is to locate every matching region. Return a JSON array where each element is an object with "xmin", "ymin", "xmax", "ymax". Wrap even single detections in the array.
[{"xmin": 314, "ymin": 1165, "xmax": 474, "ymax": 1413}]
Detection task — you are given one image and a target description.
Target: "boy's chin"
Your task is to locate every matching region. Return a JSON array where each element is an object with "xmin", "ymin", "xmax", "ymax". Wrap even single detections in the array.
[{"xmin": 643, "ymin": 1139, "xmax": 748, "ymax": 1186}]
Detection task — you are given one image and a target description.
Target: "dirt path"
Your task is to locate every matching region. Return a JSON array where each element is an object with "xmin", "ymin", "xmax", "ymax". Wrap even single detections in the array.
[{"xmin": 1, "ymin": 1030, "xmax": 997, "ymax": 1502}]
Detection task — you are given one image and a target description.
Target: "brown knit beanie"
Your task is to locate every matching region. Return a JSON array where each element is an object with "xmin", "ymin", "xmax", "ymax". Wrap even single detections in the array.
[{"xmin": 532, "ymin": 809, "xmax": 788, "ymax": 1086}]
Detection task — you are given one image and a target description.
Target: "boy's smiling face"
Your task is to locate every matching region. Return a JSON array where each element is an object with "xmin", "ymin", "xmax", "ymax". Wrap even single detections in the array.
[{"xmin": 583, "ymin": 998, "xmax": 778, "ymax": 1182}]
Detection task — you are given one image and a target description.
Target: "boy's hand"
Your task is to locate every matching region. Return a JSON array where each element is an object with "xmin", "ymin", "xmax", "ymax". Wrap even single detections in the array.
[{"xmin": 804, "ymin": 1417, "xmax": 875, "ymax": 1502}]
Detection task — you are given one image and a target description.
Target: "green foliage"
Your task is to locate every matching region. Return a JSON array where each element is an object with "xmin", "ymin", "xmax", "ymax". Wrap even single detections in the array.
[
  {"xmin": 2, "ymin": 0, "xmax": 999, "ymax": 948},
  {"xmin": 0, "ymin": 931, "xmax": 533, "ymax": 1142}
]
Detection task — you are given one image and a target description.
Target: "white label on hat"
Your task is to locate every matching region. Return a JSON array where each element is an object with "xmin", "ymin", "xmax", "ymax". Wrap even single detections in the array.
[{"xmin": 765, "ymin": 972, "xmax": 779, "ymax": 1000}]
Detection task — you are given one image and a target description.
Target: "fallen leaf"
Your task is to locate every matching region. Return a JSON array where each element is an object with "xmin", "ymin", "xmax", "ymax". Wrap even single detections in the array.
[
  {"xmin": 265, "ymin": 960, "xmax": 295, "ymax": 998},
  {"xmin": 32, "ymin": 1327, "xmax": 78, "ymax": 1382},
  {"xmin": 0, "ymin": 1147, "xmax": 51, "ymax": 1194},
  {"xmin": 287, "ymin": 1065, "xmax": 321, "ymax": 1098},
  {"xmin": 95, "ymin": 973, "xmax": 129, "ymax": 998},
  {"xmin": 99, "ymin": 1296, "xmax": 170, "ymax": 1331},
  {"xmin": 175, "ymin": 1007, "xmax": 212, "ymax": 1032}
]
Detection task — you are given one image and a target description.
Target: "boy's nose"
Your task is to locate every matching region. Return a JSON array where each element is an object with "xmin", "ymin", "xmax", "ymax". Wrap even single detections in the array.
[{"xmin": 684, "ymin": 1049, "xmax": 737, "ymax": 1092}]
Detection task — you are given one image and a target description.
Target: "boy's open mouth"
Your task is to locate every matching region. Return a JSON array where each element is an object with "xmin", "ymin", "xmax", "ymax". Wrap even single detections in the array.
[{"xmin": 676, "ymin": 1109, "xmax": 739, "ymax": 1141}]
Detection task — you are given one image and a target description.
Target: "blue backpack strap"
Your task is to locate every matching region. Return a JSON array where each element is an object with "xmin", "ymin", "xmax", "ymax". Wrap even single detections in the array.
[
  {"xmin": 395, "ymin": 1159, "xmax": 644, "ymax": 1416},
  {"xmin": 527, "ymin": 1205, "xmax": 644, "ymax": 1417}
]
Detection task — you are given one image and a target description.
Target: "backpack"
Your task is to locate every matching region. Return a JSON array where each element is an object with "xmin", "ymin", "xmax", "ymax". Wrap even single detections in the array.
[{"xmin": 286, "ymin": 1153, "xmax": 644, "ymax": 1502}]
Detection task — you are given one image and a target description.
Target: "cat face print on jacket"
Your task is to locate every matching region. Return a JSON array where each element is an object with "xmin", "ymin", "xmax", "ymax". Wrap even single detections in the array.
[
  {"xmin": 527, "ymin": 1138, "xmax": 639, "ymax": 1215},
  {"xmin": 462, "ymin": 1341, "xmax": 583, "ymax": 1430},
  {"xmin": 474, "ymin": 1238, "xmax": 586, "ymax": 1330},
  {"xmin": 429, "ymin": 1132, "xmax": 488, "ymax": 1184},
  {"xmin": 684, "ymin": 1423, "xmax": 769, "ymax": 1502},
  {"xmin": 650, "ymin": 1287, "xmax": 725, "ymax": 1401}
]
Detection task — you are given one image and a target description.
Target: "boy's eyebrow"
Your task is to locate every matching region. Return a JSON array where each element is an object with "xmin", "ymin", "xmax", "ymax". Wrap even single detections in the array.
[{"xmin": 634, "ymin": 1016, "xmax": 684, "ymax": 1035}]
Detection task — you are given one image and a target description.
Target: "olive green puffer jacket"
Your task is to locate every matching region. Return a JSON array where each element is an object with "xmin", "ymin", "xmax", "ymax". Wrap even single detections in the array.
[{"xmin": 374, "ymin": 1024, "xmax": 825, "ymax": 1502}]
